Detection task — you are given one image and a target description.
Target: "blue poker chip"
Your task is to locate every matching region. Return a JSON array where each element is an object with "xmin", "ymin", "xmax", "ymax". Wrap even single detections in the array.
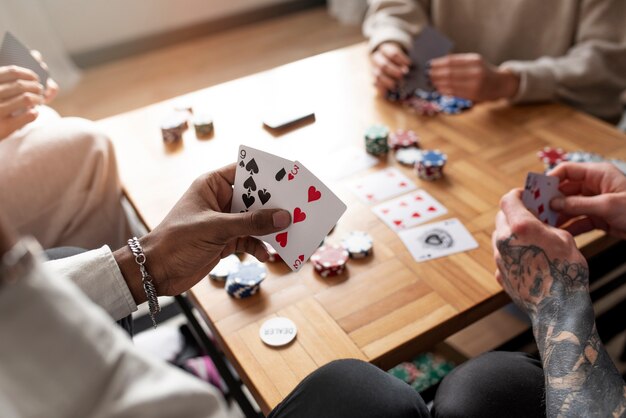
[
  {"xmin": 420, "ymin": 150, "xmax": 447, "ymax": 167},
  {"xmin": 415, "ymin": 89, "xmax": 440, "ymax": 101},
  {"xmin": 225, "ymin": 262, "xmax": 267, "ymax": 299}
]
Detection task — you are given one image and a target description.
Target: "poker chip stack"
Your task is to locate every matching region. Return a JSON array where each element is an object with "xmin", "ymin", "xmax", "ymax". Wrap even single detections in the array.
[
  {"xmin": 388, "ymin": 129, "xmax": 420, "ymax": 150},
  {"xmin": 409, "ymin": 353, "xmax": 455, "ymax": 392},
  {"xmin": 537, "ymin": 147, "xmax": 567, "ymax": 170},
  {"xmin": 209, "ymin": 254, "xmax": 241, "ymax": 282},
  {"xmin": 193, "ymin": 113, "xmax": 214, "ymax": 137},
  {"xmin": 565, "ymin": 150, "xmax": 604, "ymax": 163},
  {"xmin": 436, "ymin": 95, "xmax": 472, "ymax": 114},
  {"xmin": 311, "ymin": 244, "xmax": 349, "ymax": 277},
  {"xmin": 160, "ymin": 113, "xmax": 188, "ymax": 144},
  {"xmin": 405, "ymin": 97, "xmax": 441, "ymax": 116},
  {"xmin": 395, "ymin": 147, "xmax": 423, "ymax": 167},
  {"xmin": 388, "ymin": 362, "xmax": 421, "ymax": 385},
  {"xmin": 364, "ymin": 124, "xmax": 390, "ymax": 156},
  {"xmin": 341, "ymin": 231, "xmax": 373, "ymax": 259},
  {"xmin": 416, "ymin": 150, "xmax": 447, "ymax": 181},
  {"xmin": 225, "ymin": 262, "xmax": 267, "ymax": 299}
]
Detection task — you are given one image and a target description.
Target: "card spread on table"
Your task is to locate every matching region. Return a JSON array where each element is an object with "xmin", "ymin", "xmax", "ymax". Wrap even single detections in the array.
[
  {"xmin": 372, "ymin": 189, "xmax": 448, "ymax": 232},
  {"xmin": 232, "ymin": 145, "xmax": 347, "ymax": 271},
  {"xmin": 348, "ymin": 167, "xmax": 417, "ymax": 204},
  {"xmin": 399, "ymin": 26, "xmax": 454, "ymax": 96},
  {"xmin": 522, "ymin": 172, "xmax": 563, "ymax": 226},
  {"xmin": 399, "ymin": 218, "xmax": 478, "ymax": 262},
  {"xmin": 0, "ymin": 32, "xmax": 49, "ymax": 88}
]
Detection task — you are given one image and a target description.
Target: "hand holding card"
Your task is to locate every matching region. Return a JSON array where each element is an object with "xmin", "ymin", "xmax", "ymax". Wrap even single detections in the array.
[{"xmin": 0, "ymin": 32, "xmax": 49, "ymax": 89}]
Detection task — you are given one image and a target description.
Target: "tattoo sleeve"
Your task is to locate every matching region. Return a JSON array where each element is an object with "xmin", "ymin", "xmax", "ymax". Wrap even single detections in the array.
[{"xmin": 497, "ymin": 236, "xmax": 626, "ymax": 417}]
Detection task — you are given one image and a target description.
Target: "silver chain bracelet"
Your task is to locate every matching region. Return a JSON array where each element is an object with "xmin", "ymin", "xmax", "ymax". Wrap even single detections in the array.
[{"xmin": 128, "ymin": 237, "xmax": 160, "ymax": 328}]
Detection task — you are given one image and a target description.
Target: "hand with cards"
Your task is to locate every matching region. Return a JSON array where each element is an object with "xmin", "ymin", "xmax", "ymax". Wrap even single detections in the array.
[
  {"xmin": 232, "ymin": 145, "xmax": 347, "ymax": 271},
  {"xmin": 521, "ymin": 172, "xmax": 563, "ymax": 226},
  {"xmin": 429, "ymin": 53, "xmax": 520, "ymax": 102},
  {"xmin": 124, "ymin": 164, "xmax": 292, "ymax": 299},
  {"xmin": 0, "ymin": 32, "xmax": 55, "ymax": 140},
  {"xmin": 549, "ymin": 162, "xmax": 626, "ymax": 239}
]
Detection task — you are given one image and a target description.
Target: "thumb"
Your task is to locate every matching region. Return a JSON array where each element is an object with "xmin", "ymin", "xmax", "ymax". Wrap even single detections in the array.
[
  {"xmin": 213, "ymin": 209, "xmax": 291, "ymax": 242},
  {"xmin": 551, "ymin": 194, "xmax": 609, "ymax": 219}
]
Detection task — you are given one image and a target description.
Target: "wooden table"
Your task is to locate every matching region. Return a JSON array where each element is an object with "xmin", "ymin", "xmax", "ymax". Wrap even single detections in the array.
[{"xmin": 99, "ymin": 43, "xmax": 626, "ymax": 415}]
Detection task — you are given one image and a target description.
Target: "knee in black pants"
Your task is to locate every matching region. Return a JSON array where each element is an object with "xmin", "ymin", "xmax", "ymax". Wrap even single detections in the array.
[
  {"xmin": 432, "ymin": 351, "xmax": 545, "ymax": 418},
  {"xmin": 269, "ymin": 358, "xmax": 430, "ymax": 418}
]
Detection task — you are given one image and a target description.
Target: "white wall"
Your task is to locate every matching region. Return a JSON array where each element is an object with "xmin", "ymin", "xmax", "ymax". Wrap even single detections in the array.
[{"xmin": 39, "ymin": 0, "xmax": 294, "ymax": 55}]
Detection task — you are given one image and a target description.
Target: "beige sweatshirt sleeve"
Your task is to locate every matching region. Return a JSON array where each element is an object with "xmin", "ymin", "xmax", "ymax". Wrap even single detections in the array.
[
  {"xmin": 363, "ymin": 0, "xmax": 431, "ymax": 52},
  {"xmin": 501, "ymin": 0, "xmax": 626, "ymax": 119}
]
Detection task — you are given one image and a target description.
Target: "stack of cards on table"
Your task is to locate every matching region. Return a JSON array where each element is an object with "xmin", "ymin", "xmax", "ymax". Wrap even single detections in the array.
[
  {"xmin": 0, "ymin": 32, "xmax": 49, "ymax": 89},
  {"xmin": 231, "ymin": 145, "xmax": 347, "ymax": 271},
  {"xmin": 349, "ymin": 168, "xmax": 478, "ymax": 262},
  {"xmin": 522, "ymin": 172, "xmax": 563, "ymax": 226}
]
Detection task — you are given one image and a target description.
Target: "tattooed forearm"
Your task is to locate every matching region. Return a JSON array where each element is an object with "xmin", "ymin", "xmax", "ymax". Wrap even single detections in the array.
[{"xmin": 497, "ymin": 236, "xmax": 626, "ymax": 418}]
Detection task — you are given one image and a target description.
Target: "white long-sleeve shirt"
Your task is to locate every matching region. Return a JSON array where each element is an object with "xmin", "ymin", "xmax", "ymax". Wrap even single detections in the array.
[
  {"xmin": 0, "ymin": 246, "xmax": 229, "ymax": 418},
  {"xmin": 363, "ymin": 0, "xmax": 626, "ymax": 121}
]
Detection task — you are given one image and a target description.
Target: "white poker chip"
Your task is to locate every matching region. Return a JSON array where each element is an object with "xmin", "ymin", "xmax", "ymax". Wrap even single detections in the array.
[
  {"xmin": 395, "ymin": 147, "xmax": 423, "ymax": 166},
  {"xmin": 342, "ymin": 231, "xmax": 373, "ymax": 259},
  {"xmin": 209, "ymin": 254, "xmax": 240, "ymax": 282},
  {"xmin": 259, "ymin": 317, "xmax": 297, "ymax": 347}
]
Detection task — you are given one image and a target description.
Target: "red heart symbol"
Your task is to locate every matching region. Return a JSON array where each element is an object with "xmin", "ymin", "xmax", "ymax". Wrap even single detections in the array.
[
  {"xmin": 399, "ymin": 201, "xmax": 408, "ymax": 207},
  {"xmin": 288, "ymin": 173, "xmax": 295, "ymax": 181},
  {"xmin": 399, "ymin": 182, "xmax": 407, "ymax": 187},
  {"xmin": 427, "ymin": 206, "xmax": 436, "ymax": 212},
  {"xmin": 294, "ymin": 207, "xmax": 306, "ymax": 223},
  {"xmin": 393, "ymin": 220, "xmax": 403, "ymax": 226},
  {"xmin": 308, "ymin": 186, "xmax": 321, "ymax": 202},
  {"xmin": 298, "ymin": 254, "xmax": 304, "ymax": 262},
  {"xmin": 415, "ymin": 195, "xmax": 423, "ymax": 201},
  {"xmin": 382, "ymin": 208, "xmax": 390, "ymax": 214},
  {"xmin": 412, "ymin": 212, "xmax": 421, "ymax": 218},
  {"xmin": 275, "ymin": 232, "xmax": 288, "ymax": 248},
  {"xmin": 366, "ymin": 194, "xmax": 374, "ymax": 200}
]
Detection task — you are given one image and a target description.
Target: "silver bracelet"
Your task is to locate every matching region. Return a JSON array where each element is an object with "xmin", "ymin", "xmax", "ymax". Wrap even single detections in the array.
[{"xmin": 128, "ymin": 237, "xmax": 160, "ymax": 328}]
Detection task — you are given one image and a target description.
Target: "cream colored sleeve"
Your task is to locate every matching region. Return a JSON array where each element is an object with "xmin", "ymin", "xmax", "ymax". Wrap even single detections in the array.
[
  {"xmin": 363, "ymin": 0, "xmax": 431, "ymax": 52},
  {"xmin": 501, "ymin": 0, "xmax": 626, "ymax": 120}
]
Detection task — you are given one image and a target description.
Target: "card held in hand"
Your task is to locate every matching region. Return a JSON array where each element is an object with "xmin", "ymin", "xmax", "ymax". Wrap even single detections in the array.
[
  {"xmin": 232, "ymin": 145, "xmax": 347, "ymax": 272},
  {"xmin": 521, "ymin": 172, "xmax": 563, "ymax": 226},
  {"xmin": 0, "ymin": 32, "xmax": 49, "ymax": 88}
]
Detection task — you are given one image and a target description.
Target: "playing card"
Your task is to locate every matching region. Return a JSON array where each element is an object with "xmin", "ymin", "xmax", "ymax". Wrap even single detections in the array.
[
  {"xmin": 0, "ymin": 32, "xmax": 49, "ymax": 88},
  {"xmin": 348, "ymin": 167, "xmax": 417, "ymax": 204},
  {"xmin": 399, "ymin": 26, "xmax": 453, "ymax": 96},
  {"xmin": 372, "ymin": 189, "xmax": 448, "ymax": 232},
  {"xmin": 257, "ymin": 160, "xmax": 346, "ymax": 271},
  {"xmin": 399, "ymin": 218, "xmax": 478, "ymax": 262},
  {"xmin": 232, "ymin": 145, "xmax": 298, "ymax": 213},
  {"xmin": 521, "ymin": 172, "xmax": 563, "ymax": 226}
]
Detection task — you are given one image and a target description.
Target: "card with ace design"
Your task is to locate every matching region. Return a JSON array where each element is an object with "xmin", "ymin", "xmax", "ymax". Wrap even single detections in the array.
[
  {"xmin": 348, "ymin": 167, "xmax": 417, "ymax": 204},
  {"xmin": 521, "ymin": 172, "xmax": 562, "ymax": 226},
  {"xmin": 231, "ymin": 145, "xmax": 300, "ymax": 214},
  {"xmin": 372, "ymin": 189, "xmax": 448, "ymax": 232}
]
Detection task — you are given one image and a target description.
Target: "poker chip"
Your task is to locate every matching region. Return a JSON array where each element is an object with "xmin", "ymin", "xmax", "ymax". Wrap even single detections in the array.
[
  {"xmin": 404, "ymin": 97, "xmax": 441, "ymax": 116},
  {"xmin": 264, "ymin": 242, "xmax": 282, "ymax": 262},
  {"xmin": 209, "ymin": 254, "xmax": 240, "ymax": 282},
  {"xmin": 436, "ymin": 95, "xmax": 472, "ymax": 114},
  {"xmin": 416, "ymin": 150, "xmax": 447, "ymax": 181},
  {"xmin": 192, "ymin": 113, "xmax": 214, "ymax": 137},
  {"xmin": 311, "ymin": 244, "xmax": 349, "ymax": 277},
  {"xmin": 259, "ymin": 317, "xmax": 297, "ymax": 347},
  {"xmin": 537, "ymin": 147, "xmax": 566, "ymax": 169},
  {"xmin": 388, "ymin": 362, "xmax": 421, "ymax": 385},
  {"xmin": 160, "ymin": 113, "xmax": 188, "ymax": 144},
  {"xmin": 225, "ymin": 261, "xmax": 267, "ymax": 299},
  {"xmin": 565, "ymin": 150, "xmax": 604, "ymax": 163},
  {"xmin": 395, "ymin": 146, "xmax": 423, "ymax": 166},
  {"xmin": 364, "ymin": 124, "xmax": 390, "ymax": 156},
  {"xmin": 415, "ymin": 89, "xmax": 441, "ymax": 101},
  {"xmin": 388, "ymin": 129, "xmax": 420, "ymax": 150},
  {"xmin": 341, "ymin": 231, "xmax": 373, "ymax": 259}
]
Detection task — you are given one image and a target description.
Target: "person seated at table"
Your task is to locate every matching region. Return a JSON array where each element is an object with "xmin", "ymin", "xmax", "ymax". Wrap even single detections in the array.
[
  {"xmin": 0, "ymin": 54, "xmax": 133, "ymax": 250},
  {"xmin": 363, "ymin": 0, "xmax": 626, "ymax": 122}
]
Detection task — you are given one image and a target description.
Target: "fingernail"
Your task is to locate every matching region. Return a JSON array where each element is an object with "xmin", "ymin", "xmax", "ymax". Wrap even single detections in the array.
[
  {"xmin": 551, "ymin": 197, "xmax": 564, "ymax": 210},
  {"xmin": 273, "ymin": 210, "xmax": 291, "ymax": 228}
]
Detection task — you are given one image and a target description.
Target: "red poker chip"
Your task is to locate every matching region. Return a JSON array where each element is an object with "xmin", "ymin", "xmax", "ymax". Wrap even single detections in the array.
[
  {"xmin": 537, "ymin": 147, "xmax": 566, "ymax": 164},
  {"xmin": 311, "ymin": 244, "xmax": 348, "ymax": 271},
  {"xmin": 389, "ymin": 129, "xmax": 420, "ymax": 150}
]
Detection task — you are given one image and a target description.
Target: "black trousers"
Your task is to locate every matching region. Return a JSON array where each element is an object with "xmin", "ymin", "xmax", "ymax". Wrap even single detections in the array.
[{"xmin": 269, "ymin": 352, "xmax": 545, "ymax": 418}]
